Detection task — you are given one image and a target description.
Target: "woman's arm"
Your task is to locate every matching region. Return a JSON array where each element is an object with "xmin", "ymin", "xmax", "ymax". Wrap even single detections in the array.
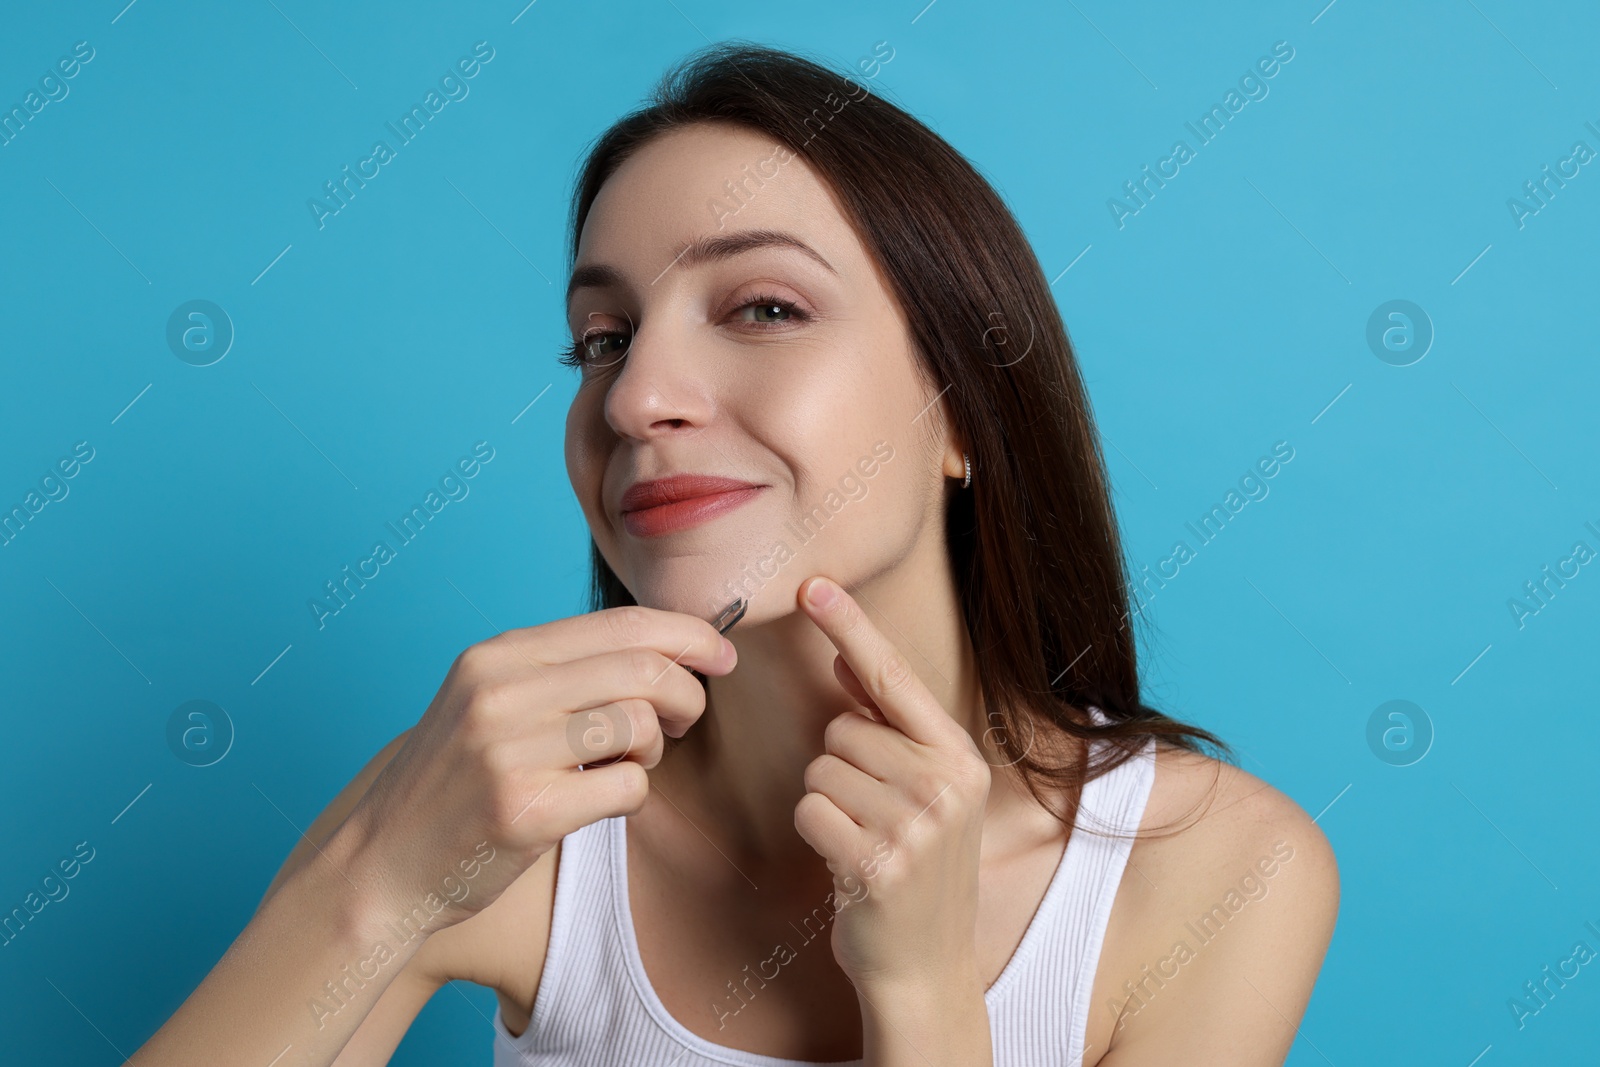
[
  {"xmin": 129, "ymin": 729, "xmax": 446, "ymax": 1066},
  {"xmin": 255, "ymin": 728, "xmax": 413, "ymax": 912},
  {"xmin": 133, "ymin": 601, "xmax": 739, "ymax": 1066}
]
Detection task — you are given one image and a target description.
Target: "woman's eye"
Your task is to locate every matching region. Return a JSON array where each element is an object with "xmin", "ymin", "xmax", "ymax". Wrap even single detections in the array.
[
  {"xmin": 561, "ymin": 296, "xmax": 805, "ymax": 370},
  {"xmin": 742, "ymin": 302, "xmax": 789, "ymax": 323},
  {"xmin": 733, "ymin": 296, "xmax": 804, "ymax": 325},
  {"xmin": 560, "ymin": 331, "xmax": 629, "ymax": 370},
  {"xmin": 586, "ymin": 333, "xmax": 630, "ymax": 359}
]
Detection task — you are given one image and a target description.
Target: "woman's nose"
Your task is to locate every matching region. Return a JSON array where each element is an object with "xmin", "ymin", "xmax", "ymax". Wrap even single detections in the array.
[{"xmin": 601, "ymin": 319, "xmax": 716, "ymax": 442}]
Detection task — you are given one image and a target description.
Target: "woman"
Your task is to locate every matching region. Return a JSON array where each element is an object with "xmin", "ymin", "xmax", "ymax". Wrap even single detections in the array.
[{"xmin": 135, "ymin": 42, "xmax": 1337, "ymax": 1067}]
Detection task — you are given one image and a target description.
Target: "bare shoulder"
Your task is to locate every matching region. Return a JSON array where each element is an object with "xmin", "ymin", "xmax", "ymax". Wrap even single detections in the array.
[
  {"xmin": 1089, "ymin": 741, "xmax": 1340, "ymax": 1066},
  {"xmin": 1138, "ymin": 740, "xmax": 1339, "ymax": 887}
]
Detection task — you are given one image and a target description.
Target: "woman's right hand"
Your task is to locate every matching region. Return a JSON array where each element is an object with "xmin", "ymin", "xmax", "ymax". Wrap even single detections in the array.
[{"xmin": 331, "ymin": 604, "xmax": 737, "ymax": 933}]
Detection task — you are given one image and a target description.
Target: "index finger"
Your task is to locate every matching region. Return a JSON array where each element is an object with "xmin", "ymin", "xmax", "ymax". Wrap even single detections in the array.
[
  {"xmin": 495, "ymin": 602, "xmax": 738, "ymax": 677},
  {"xmin": 797, "ymin": 576, "xmax": 954, "ymax": 748}
]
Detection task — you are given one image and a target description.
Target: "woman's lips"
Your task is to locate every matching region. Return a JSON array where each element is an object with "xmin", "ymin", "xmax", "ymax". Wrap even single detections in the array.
[{"xmin": 622, "ymin": 486, "xmax": 764, "ymax": 538}]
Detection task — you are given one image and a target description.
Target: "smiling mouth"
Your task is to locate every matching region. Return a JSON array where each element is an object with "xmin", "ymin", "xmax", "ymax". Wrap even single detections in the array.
[{"xmin": 621, "ymin": 485, "xmax": 764, "ymax": 538}]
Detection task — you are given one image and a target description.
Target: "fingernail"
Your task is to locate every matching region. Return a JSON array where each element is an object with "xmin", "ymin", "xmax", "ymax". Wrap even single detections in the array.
[{"xmin": 807, "ymin": 578, "xmax": 838, "ymax": 609}]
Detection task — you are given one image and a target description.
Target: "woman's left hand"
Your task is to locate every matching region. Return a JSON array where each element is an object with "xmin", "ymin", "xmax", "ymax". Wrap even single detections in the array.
[{"xmin": 792, "ymin": 574, "xmax": 994, "ymax": 998}]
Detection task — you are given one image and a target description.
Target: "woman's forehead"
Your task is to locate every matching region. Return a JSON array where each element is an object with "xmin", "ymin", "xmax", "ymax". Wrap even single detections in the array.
[{"xmin": 577, "ymin": 124, "xmax": 857, "ymax": 270}]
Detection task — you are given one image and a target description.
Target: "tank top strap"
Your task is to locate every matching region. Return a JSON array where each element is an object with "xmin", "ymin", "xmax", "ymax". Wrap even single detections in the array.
[
  {"xmin": 983, "ymin": 704, "xmax": 1158, "ymax": 1066},
  {"xmin": 491, "ymin": 814, "xmax": 633, "ymax": 1064}
]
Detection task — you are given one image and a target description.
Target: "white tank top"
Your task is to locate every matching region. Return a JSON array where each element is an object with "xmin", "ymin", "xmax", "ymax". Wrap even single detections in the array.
[{"xmin": 492, "ymin": 716, "xmax": 1157, "ymax": 1066}]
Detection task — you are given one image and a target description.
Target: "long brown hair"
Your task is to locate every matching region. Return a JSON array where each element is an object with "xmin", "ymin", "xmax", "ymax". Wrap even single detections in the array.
[{"xmin": 564, "ymin": 41, "xmax": 1232, "ymax": 835}]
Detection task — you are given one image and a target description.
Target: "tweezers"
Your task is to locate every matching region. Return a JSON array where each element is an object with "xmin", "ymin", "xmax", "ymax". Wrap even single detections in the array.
[{"xmin": 711, "ymin": 596, "xmax": 748, "ymax": 635}]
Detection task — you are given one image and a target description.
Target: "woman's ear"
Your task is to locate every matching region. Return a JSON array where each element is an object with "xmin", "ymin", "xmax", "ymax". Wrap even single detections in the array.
[
  {"xmin": 942, "ymin": 441, "xmax": 968, "ymax": 481},
  {"xmin": 924, "ymin": 387, "xmax": 966, "ymax": 482}
]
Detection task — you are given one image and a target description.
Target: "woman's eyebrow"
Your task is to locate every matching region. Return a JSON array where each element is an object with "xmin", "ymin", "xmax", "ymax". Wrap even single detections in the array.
[{"xmin": 565, "ymin": 228, "xmax": 838, "ymax": 313}]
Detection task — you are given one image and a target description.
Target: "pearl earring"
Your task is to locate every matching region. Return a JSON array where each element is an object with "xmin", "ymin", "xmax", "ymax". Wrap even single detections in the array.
[{"xmin": 961, "ymin": 452, "xmax": 972, "ymax": 489}]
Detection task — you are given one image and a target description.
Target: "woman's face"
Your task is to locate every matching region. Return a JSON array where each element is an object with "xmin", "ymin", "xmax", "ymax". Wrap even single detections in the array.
[{"xmin": 563, "ymin": 121, "xmax": 959, "ymax": 625}]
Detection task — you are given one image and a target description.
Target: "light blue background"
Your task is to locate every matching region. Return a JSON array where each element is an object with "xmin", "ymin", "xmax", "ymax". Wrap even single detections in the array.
[{"xmin": 3, "ymin": 0, "xmax": 1596, "ymax": 1063}]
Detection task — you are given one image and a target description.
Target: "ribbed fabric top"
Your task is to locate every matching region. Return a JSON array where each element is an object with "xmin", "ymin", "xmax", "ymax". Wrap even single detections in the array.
[{"xmin": 492, "ymin": 713, "xmax": 1156, "ymax": 1067}]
